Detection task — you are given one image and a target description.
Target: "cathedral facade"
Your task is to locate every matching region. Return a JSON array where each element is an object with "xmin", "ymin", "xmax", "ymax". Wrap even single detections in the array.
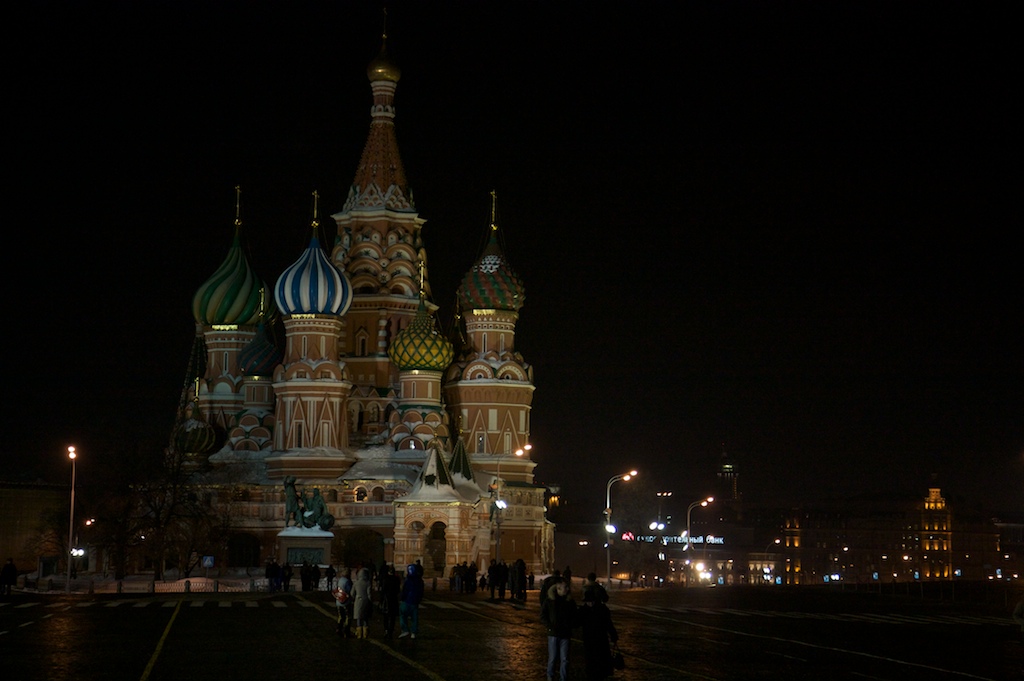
[{"xmin": 175, "ymin": 38, "xmax": 554, "ymax": 577}]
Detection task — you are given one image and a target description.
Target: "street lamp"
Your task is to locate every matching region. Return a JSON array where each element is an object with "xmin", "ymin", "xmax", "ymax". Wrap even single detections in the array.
[
  {"xmin": 684, "ymin": 496, "xmax": 713, "ymax": 585},
  {"xmin": 493, "ymin": 445, "xmax": 529, "ymax": 563},
  {"xmin": 604, "ymin": 469, "xmax": 638, "ymax": 586},
  {"xmin": 66, "ymin": 446, "xmax": 77, "ymax": 593}
]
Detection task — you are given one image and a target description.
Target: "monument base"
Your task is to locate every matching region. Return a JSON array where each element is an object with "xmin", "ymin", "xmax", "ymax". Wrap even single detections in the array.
[{"xmin": 277, "ymin": 527, "xmax": 334, "ymax": 566}]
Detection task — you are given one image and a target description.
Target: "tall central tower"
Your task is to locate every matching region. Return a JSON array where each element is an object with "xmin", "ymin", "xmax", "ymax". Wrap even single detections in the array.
[{"xmin": 330, "ymin": 36, "xmax": 437, "ymax": 449}]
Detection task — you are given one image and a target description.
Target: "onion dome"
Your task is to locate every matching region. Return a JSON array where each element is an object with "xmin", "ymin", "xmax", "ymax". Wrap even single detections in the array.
[
  {"xmin": 458, "ymin": 224, "xmax": 525, "ymax": 312},
  {"xmin": 192, "ymin": 224, "xmax": 275, "ymax": 325},
  {"xmin": 367, "ymin": 37, "xmax": 401, "ymax": 83},
  {"xmin": 388, "ymin": 297, "xmax": 454, "ymax": 371},
  {"xmin": 173, "ymin": 402, "xmax": 219, "ymax": 455},
  {"xmin": 238, "ymin": 320, "xmax": 282, "ymax": 377},
  {"xmin": 275, "ymin": 195, "xmax": 353, "ymax": 316}
]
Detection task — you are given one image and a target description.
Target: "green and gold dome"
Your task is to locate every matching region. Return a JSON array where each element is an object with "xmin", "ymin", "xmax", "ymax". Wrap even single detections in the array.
[{"xmin": 388, "ymin": 298, "xmax": 454, "ymax": 371}]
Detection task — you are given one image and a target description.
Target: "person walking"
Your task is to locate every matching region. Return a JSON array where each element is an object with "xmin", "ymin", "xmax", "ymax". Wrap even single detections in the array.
[
  {"xmin": 541, "ymin": 580, "xmax": 578, "ymax": 681},
  {"xmin": 399, "ymin": 563, "xmax": 425, "ymax": 639},
  {"xmin": 352, "ymin": 567, "xmax": 373, "ymax": 638},
  {"xmin": 282, "ymin": 563, "xmax": 294, "ymax": 592},
  {"xmin": 334, "ymin": 568, "xmax": 354, "ymax": 638},
  {"xmin": 581, "ymin": 572, "xmax": 608, "ymax": 604},
  {"xmin": 580, "ymin": 577, "xmax": 619, "ymax": 680},
  {"xmin": 379, "ymin": 564, "xmax": 401, "ymax": 639},
  {"xmin": 324, "ymin": 564, "xmax": 337, "ymax": 591}
]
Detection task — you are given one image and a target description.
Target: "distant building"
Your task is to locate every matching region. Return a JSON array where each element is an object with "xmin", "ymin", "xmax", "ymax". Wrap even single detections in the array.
[{"xmin": 779, "ymin": 486, "xmax": 1011, "ymax": 585}]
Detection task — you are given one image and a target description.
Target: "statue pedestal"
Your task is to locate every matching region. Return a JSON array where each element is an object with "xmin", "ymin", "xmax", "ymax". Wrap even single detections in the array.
[{"xmin": 277, "ymin": 527, "xmax": 334, "ymax": 566}]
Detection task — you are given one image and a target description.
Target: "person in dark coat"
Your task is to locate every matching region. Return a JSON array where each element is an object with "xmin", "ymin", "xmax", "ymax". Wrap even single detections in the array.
[
  {"xmin": 539, "ymin": 570, "xmax": 562, "ymax": 612},
  {"xmin": 580, "ymin": 578, "xmax": 618, "ymax": 680},
  {"xmin": 379, "ymin": 564, "xmax": 401, "ymax": 639},
  {"xmin": 324, "ymin": 564, "xmax": 337, "ymax": 591},
  {"xmin": 540, "ymin": 580, "xmax": 578, "ymax": 681}
]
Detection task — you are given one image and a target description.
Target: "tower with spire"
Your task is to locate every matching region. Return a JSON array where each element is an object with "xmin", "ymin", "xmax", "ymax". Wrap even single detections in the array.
[{"xmin": 177, "ymin": 25, "xmax": 552, "ymax": 577}]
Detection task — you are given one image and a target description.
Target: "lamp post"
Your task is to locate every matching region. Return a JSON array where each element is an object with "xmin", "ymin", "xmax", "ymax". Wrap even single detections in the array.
[
  {"xmin": 493, "ymin": 445, "xmax": 529, "ymax": 563},
  {"xmin": 684, "ymin": 496, "xmax": 713, "ymax": 586},
  {"xmin": 762, "ymin": 538, "xmax": 781, "ymax": 584},
  {"xmin": 66, "ymin": 446, "xmax": 77, "ymax": 593},
  {"xmin": 604, "ymin": 469, "xmax": 638, "ymax": 586}
]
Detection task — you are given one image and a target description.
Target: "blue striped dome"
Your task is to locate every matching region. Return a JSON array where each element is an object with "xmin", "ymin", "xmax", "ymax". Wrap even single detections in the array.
[{"xmin": 274, "ymin": 234, "xmax": 353, "ymax": 316}]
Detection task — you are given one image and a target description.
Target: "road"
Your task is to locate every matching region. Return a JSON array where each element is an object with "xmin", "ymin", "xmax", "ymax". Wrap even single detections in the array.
[{"xmin": 1, "ymin": 584, "xmax": 1020, "ymax": 680}]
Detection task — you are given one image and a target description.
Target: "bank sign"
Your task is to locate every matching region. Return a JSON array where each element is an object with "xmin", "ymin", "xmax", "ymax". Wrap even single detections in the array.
[{"xmin": 631, "ymin": 534, "xmax": 726, "ymax": 545}]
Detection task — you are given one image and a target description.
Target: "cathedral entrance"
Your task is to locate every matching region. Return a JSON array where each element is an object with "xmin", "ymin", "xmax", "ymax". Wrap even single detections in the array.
[{"xmin": 426, "ymin": 522, "xmax": 447, "ymax": 577}]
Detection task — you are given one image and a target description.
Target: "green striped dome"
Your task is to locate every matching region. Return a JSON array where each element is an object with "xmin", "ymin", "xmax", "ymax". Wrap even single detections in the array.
[
  {"xmin": 388, "ymin": 299, "xmax": 454, "ymax": 371},
  {"xmin": 193, "ymin": 226, "xmax": 275, "ymax": 325}
]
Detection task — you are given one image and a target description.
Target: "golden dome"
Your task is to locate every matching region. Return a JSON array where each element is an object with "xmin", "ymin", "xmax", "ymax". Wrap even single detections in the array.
[{"xmin": 367, "ymin": 41, "xmax": 401, "ymax": 83}]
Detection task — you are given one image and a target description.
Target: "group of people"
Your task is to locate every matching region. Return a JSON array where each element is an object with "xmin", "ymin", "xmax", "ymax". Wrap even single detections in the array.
[
  {"xmin": 540, "ymin": 570, "xmax": 619, "ymax": 681},
  {"xmin": 263, "ymin": 559, "xmax": 338, "ymax": 593},
  {"xmin": 333, "ymin": 560, "xmax": 425, "ymax": 640},
  {"xmin": 483, "ymin": 557, "xmax": 534, "ymax": 601}
]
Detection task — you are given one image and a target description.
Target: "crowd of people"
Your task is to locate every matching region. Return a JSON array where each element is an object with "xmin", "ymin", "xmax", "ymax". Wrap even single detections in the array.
[
  {"xmin": 444, "ymin": 558, "xmax": 537, "ymax": 601},
  {"xmin": 260, "ymin": 555, "xmax": 622, "ymax": 679},
  {"xmin": 331, "ymin": 559, "xmax": 425, "ymax": 639}
]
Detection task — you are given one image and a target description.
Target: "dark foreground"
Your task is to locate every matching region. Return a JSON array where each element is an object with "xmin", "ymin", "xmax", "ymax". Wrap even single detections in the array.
[{"xmin": 2, "ymin": 584, "xmax": 1021, "ymax": 680}]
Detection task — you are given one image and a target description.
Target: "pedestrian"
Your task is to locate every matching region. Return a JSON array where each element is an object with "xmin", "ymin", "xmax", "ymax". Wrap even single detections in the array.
[
  {"xmin": 581, "ymin": 572, "xmax": 608, "ymax": 604},
  {"xmin": 325, "ymin": 564, "xmax": 337, "ymax": 591},
  {"xmin": 335, "ymin": 568, "xmax": 354, "ymax": 637},
  {"xmin": 540, "ymin": 580, "xmax": 578, "ymax": 681},
  {"xmin": 282, "ymin": 563, "xmax": 294, "ymax": 592},
  {"xmin": 580, "ymin": 577, "xmax": 618, "ymax": 680},
  {"xmin": 528, "ymin": 571, "xmax": 535, "ymax": 591},
  {"xmin": 399, "ymin": 563, "xmax": 425, "ymax": 639},
  {"xmin": 539, "ymin": 570, "xmax": 562, "ymax": 612},
  {"xmin": 487, "ymin": 559, "xmax": 499, "ymax": 599},
  {"xmin": 1, "ymin": 558, "xmax": 16, "ymax": 596},
  {"xmin": 352, "ymin": 567, "xmax": 373, "ymax": 638},
  {"xmin": 379, "ymin": 564, "xmax": 401, "ymax": 639},
  {"xmin": 264, "ymin": 558, "xmax": 277, "ymax": 592},
  {"xmin": 497, "ymin": 560, "xmax": 509, "ymax": 600},
  {"xmin": 514, "ymin": 558, "xmax": 528, "ymax": 601},
  {"xmin": 563, "ymin": 565, "xmax": 573, "ymax": 591}
]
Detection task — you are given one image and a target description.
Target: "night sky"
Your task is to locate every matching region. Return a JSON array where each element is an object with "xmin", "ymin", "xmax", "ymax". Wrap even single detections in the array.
[{"xmin": 8, "ymin": 2, "xmax": 1021, "ymax": 520}]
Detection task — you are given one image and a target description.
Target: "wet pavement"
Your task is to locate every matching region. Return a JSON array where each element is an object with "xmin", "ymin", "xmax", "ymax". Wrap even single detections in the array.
[{"xmin": 2, "ymin": 584, "xmax": 1021, "ymax": 680}]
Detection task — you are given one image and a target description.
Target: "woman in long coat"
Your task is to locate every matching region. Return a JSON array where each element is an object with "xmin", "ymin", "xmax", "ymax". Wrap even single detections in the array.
[
  {"xmin": 352, "ymin": 567, "xmax": 373, "ymax": 638},
  {"xmin": 580, "ymin": 582, "xmax": 618, "ymax": 680}
]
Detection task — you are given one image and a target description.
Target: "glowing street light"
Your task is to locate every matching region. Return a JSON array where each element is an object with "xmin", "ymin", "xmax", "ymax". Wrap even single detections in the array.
[
  {"xmin": 66, "ymin": 446, "xmax": 77, "ymax": 593},
  {"xmin": 684, "ymin": 496, "xmax": 714, "ymax": 586},
  {"xmin": 604, "ymin": 469, "xmax": 638, "ymax": 585}
]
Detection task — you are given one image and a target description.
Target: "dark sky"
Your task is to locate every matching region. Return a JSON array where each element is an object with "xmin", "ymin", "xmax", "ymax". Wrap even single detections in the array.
[{"xmin": 8, "ymin": 2, "xmax": 1021, "ymax": 519}]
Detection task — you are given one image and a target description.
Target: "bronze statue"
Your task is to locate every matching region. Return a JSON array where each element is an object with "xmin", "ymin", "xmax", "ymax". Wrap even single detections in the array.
[{"xmin": 284, "ymin": 478, "xmax": 334, "ymax": 530}]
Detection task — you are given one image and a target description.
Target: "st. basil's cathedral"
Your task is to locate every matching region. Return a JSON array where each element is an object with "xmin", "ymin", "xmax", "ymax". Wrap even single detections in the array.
[{"xmin": 173, "ymin": 35, "xmax": 553, "ymax": 577}]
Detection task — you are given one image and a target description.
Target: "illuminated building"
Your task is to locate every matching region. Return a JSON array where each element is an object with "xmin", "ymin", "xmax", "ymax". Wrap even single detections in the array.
[{"xmin": 173, "ymin": 33, "xmax": 552, "ymax": 576}]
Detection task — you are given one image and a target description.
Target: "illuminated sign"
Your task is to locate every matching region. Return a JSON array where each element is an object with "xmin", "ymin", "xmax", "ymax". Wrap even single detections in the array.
[{"xmin": 636, "ymin": 534, "xmax": 727, "ymax": 545}]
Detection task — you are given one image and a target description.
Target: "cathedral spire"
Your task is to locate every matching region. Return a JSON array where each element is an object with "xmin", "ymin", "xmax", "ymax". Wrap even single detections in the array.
[{"xmin": 343, "ymin": 18, "xmax": 411, "ymax": 213}]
